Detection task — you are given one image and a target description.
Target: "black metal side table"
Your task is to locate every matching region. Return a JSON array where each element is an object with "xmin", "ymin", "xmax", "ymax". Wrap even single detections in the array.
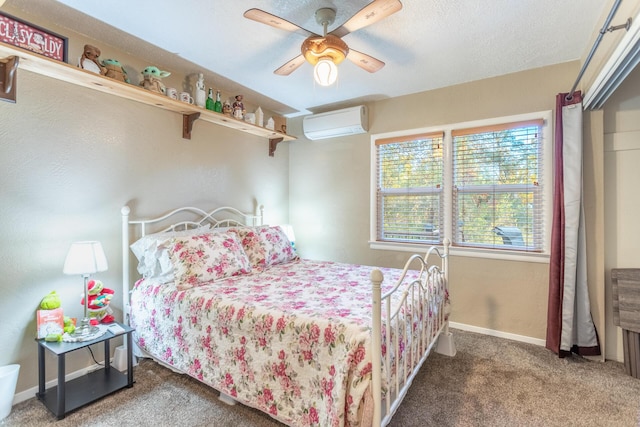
[{"xmin": 36, "ymin": 323, "xmax": 135, "ymax": 419}]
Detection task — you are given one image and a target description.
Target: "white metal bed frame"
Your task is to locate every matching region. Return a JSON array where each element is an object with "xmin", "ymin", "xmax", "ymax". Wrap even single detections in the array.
[
  {"xmin": 121, "ymin": 204, "xmax": 263, "ymax": 326},
  {"xmin": 120, "ymin": 204, "xmax": 455, "ymax": 427}
]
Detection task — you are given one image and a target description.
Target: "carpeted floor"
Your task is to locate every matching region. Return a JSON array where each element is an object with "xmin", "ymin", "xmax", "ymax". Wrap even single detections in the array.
[{"xmin": 3, "ymin": 329, "xmax": 640, "ymax": 426}]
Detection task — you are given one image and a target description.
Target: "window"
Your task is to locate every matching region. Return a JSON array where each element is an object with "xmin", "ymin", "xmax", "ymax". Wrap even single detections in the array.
[
  {"xmin": 372, "ymin": 112, "xmax": 551, "ymax": 257},
  {"xmin": 375, "ymin": 132, "xmax": 444, "ymax": 244}
]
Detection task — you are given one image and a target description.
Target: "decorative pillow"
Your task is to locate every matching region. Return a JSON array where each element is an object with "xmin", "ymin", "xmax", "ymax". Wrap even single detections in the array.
[
  {"xmin": 261, "ymin": 225, "xmax": 298, "ymax": 267},
  {"xmin": 229, "ymin": 226, "xmax": 267, "ymax": 270},
  {"xmin": 166, "ymin": 231, "xmax": 252, "ymax": 290},
  {"xmin": 130, "ymin": 225, "xmax": 211, "ymax": 280},
  {"xmin": 230, "ymin": 225, "xmax": 297, "ymax": 270}
]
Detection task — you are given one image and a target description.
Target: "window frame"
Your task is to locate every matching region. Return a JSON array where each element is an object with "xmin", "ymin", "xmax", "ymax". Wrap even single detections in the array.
[{"xmin": 370, "ymin": 110, "xmax": 553, "ymax": 263}]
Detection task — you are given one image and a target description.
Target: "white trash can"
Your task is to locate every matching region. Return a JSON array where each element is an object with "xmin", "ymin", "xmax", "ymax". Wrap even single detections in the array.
[{"xmin": 0, "ymin": 364, "xmax": 20, "ymax": 420}]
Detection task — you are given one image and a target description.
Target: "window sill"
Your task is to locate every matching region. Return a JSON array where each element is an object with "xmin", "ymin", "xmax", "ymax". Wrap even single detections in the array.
[{"xmin": 369, "ymin": 241, "xmax": 550, "ymax": 263}]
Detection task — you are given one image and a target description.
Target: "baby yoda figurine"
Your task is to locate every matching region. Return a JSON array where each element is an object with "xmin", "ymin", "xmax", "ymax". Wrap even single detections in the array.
[
  {"xmin": 140, "ymin": 66, "xmax": 171, "ymax": 95},
  {"xmin": 102, "ymin": 58, "xmax": 129, "ymax": 83}
]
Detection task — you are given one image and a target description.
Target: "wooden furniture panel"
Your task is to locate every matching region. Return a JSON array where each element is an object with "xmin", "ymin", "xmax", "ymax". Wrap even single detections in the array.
[{"xmin": 611, "ymin": 268, "xmax": 640, "ymax": 377}]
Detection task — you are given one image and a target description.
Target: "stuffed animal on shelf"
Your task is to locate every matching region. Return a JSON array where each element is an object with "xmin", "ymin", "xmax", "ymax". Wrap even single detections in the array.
[
  {"xmin": 140, "ymin": 66, "xmax": 171, "ymax": 95},
  {"xmin": 78, "ymin": 44, "xmax": 107, "ymax": 76},
  {"xmin": 80, "ymin": 279, "xmax": 115, "ymax": 324},
  {"xmin": 102, "ymin": 58, "xmax": 130, "ymax": 83}
]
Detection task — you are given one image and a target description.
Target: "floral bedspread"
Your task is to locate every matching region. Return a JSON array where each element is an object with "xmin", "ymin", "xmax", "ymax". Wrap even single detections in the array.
[{"xmin": 130, "ymin": 259, "xmax": 443, "ymax": 427}]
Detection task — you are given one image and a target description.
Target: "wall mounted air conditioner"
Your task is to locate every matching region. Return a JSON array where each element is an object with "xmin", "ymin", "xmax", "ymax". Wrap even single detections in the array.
[{"xmin": 302, "ymin": 105, "xmax": 368, "ymax": 140}]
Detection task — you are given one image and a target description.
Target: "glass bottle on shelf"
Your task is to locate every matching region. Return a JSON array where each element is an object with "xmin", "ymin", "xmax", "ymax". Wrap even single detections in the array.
[
  {"xmin": 213, "ymin": 90, "xmax": 222, "ymax": 113},
  {"xmin": 205, "ymin": 88, "xmax": 214, "ymax": 111}
]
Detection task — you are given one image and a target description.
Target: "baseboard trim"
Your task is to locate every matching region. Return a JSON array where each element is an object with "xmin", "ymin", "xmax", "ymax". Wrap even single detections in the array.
[
  {"xmin": 12, "ymin": 361, "xmax": 106, "ymax": 406},
  {"xmin": 450, "ymin": 322, "xmax": 546, "ymax": 347}
]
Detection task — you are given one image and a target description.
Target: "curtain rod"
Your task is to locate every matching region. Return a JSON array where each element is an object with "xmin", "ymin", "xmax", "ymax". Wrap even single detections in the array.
[{"xmin": 566, "ymin": 0, "xmax": 628, "ymax": 101}]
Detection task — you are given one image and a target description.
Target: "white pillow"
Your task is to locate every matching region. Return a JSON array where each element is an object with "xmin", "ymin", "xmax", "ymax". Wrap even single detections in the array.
[{"xmin": 130, "ymin": 225, "xmax": 210, "ymax": 280}]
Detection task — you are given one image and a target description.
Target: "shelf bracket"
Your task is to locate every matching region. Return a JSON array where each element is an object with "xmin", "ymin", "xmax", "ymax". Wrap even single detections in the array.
[
  {"xmin": 269, "ymin": 137, "xmax": 284, "ymax": 157},
  {"xmin": 0, "ymin": 55, "xmax": 19, "ymax": 103},
  {"xmin": 182, "ymin": 112, "xmax": 200, "ymax": 139}
]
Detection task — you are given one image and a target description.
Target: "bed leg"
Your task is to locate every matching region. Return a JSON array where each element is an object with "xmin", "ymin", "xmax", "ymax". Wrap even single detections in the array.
[
  {"xmin": 218, "ymin": 392, "xmax": 237, "ymax": 406},
  {"xmin": 435, "ymin": 329, "xmax": 456, "ymax": 357}
]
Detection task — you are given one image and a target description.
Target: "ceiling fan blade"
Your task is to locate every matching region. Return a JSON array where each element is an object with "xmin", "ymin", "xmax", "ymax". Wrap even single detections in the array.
[
  {"xmin": 274, "ymin": 54, "xmax": 307, "ymax": 76},
  {"xmin": 244, "ymin": 8, "xmax": 315, "ymax": 37},
  {"xmin": 347, "ymin": 49, "xmax": 385, "ymax": 73},
  {"xmin": 330, "ymin": 0, "xmax": 403, "ymax": 38}
]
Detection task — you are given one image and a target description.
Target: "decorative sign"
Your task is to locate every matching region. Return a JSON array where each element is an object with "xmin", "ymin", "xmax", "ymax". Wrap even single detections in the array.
[{"xmin": 0, "ymin": 12, "xmax": 67, "ymax": 62}]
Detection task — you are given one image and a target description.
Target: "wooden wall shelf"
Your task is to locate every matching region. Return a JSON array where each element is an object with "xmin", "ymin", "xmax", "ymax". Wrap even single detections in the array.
[{"xmin": 0, "ymin": 41, "xmax": 295, "ymax": 156}]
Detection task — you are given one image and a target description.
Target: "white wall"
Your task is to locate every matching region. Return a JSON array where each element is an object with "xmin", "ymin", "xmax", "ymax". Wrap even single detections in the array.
[
  {"xmin": 290, "ymin": 62, "xmax": 580, "ymax": 344},
  {"xmin": 0, "ymin": 69, "xmax": 290, "ymax": 394},
  {"xmin": 603, "ymin": 65, "xmax": 640, "ymax": 360}
]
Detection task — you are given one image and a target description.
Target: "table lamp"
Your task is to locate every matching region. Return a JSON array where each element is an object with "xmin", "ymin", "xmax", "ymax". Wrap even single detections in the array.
[
  {"xmin": 63, "ymin": 241, "xmax": 108, "ymax": 338},
  {"xmin": 280, "ymin": 224, "xmax": 296, "ymax": 250}
]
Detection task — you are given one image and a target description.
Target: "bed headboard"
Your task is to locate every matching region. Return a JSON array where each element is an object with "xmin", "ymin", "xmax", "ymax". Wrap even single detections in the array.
[{"xmin": 120, "ymin": 204, "xmax": 264, "ymax": 326}]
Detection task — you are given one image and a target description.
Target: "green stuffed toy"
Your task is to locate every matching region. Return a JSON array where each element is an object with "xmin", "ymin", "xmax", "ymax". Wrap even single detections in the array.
[
  {"xmin": 45, "ymin": 333, "xmax": 62, "ymax": 342},
  {"xmin": 63, "ymin": 316, "xmax": 75, "ymax": 334},
  {"xmin": 101, "ymin": 58, "xmax": 130, "ymax": 83},
  {"xmin": 40, "ymin": 290, "xmax": 61, "ymax": 310},
  {"xmin": 139, "ymin": 66, "xmax": 170, "ymax": 94}
]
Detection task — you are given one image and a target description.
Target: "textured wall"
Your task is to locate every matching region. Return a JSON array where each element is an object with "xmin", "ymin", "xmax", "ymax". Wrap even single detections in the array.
[
  {"xmin": 289, "ymin": 62, "xmax": 580, "ymax": 343},
  {"xmin": 0, "ymin": 69, "xmax": 290, "ymax": 394}
]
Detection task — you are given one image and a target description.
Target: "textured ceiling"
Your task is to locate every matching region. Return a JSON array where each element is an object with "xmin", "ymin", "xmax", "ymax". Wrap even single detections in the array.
[{"xmin": 7, "ymin": 1, "xmax": 609, "ymax": 116}]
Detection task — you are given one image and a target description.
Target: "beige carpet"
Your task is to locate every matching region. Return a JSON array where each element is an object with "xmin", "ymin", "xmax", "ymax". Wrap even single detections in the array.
[{"xmin": 3, "ymin": 329, "xmax": 640, "ymax": 427}]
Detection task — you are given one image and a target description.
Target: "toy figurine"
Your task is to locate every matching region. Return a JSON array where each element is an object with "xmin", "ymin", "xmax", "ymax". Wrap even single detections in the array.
[
  {"xmin": 78, "ymin": 44, "xmax": 107, "ymax": 75},
  {"xmin": 101, "ymin": 58, "xmax": 129, "ymax": 83},
  {"xmin": 140, "ymin": 66, "xmax": 171, "ymax": 95},
  {"xmin": 232, "ymin": 95, "xmax": 245, "ymax": 119},
  {"xmin": 222, "ymin": 101, "xmax": 233, "ymax": 116},
  {"xmin": 80, "ymin": 279, "xmax": 115, "ymax": 324}
]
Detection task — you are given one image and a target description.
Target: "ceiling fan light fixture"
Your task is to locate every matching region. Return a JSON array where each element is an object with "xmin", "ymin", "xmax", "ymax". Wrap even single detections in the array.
[
  {"xmin": 302, "ymin": 35, "xmax": 348, "ymax": 65},
  {"xmin": 245, "ymin": 2, "xmax": 400, "ymax": 79},
  {"xmin": 314, "ymin": 58, "xmax": 338, "ymax": 86}
]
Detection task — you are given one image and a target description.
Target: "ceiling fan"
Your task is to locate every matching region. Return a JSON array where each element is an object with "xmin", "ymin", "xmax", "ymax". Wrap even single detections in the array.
[{"xmin": 243, "ymin": 0, "xmax": 403, "ymax": 86}]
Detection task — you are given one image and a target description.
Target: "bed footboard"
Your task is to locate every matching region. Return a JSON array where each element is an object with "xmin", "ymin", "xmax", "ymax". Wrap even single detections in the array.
[{"xmin": 370, "ymin": 239, "xmax": 453, "ymax": 426}]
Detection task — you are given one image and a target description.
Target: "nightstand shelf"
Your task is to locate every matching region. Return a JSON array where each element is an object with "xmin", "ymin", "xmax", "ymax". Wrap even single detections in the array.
[
  {"xmin": 36, "ymin": 323, "xmax": 134, "ymax": 420},
  {"xmin": 38, "ymin": 368, "xmax": 130, "ymax": 417}
]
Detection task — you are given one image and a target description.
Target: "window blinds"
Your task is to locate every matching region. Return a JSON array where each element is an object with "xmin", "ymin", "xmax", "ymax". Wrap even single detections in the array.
[
  {"xmin": 452, "ymin": 120, "xmax": 544, "ymax": 251},
  {"xmin": 376, "ymin": 132, "xmax": 444, "ymax": 244}
]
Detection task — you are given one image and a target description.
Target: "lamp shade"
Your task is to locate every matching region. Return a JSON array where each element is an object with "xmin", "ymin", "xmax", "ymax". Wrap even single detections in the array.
[
  {"xmin": 280, "ymin": 224, "xmax": 296, "ymax": 244},
  {"xmin": 63, "ymin": 241, "xmax": 108, "ymax": 275},
  {"xmin": 314, "ymin": 59, "xmax": 338, "ymax": 86}
]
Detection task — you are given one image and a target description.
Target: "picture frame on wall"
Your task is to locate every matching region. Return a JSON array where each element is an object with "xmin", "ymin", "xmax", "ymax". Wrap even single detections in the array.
[{"xmin": 0, "ymin": 12, "xmax": 68, "ymax": 62}]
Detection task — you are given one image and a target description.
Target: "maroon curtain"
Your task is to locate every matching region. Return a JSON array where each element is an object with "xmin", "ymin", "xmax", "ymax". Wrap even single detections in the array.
[{"xmin": 546, "ymin": 91, "xmax": 601, "ymax": 357}]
